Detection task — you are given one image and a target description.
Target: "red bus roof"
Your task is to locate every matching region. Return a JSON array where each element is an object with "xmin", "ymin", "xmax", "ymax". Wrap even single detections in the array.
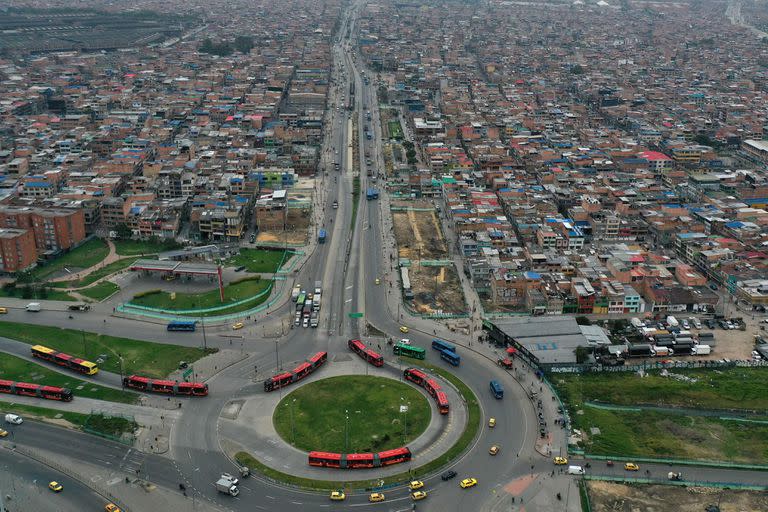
[
  {"xmin": 308, "ymin": 451, "xmax": 342, "ymax": 460},
  {"xmin": 346, "ymin": 453, "xmax": 374, "ymax": 460},
  {"xmin": 377, "ymin": 447, "xmax": 410, "ymax": 458},
  {"xmin": 348, "ymin": 339, "xmax": 365, "ymax": 350},
  {"xmin": 365, "ymin": 349, "xmax": 382, "ymax": 359},
  {"xmin": 55, "ymin": 353, "xmax": 73, "ymax": 361},
  {"xmin": 40, "ymin": 385, "xmax": 65, "ymax": 393},
  {"xmin": 151, "ymin": 380, "xmax": 176, "ymax": 387},
  {"xmin": 426, "ymin": 379, "xmax": 442, "ymax": 391},
  {"xmin": 271, "ymin": 372, "xmax": 293, "ymax": 381},
  {"xmin": 292, "ymin": 362, "xmax": 311, "ymax": 374},
  {"xmin": 0, "ymin": 379, "xmax": 14, "ymax": 386},
  {"xmin": 127, "ymin": 375, "xmax": 151, "ymax": 383},
  {"xmin": 178, "ymin": 381, "xmax": 207, "ymax": 388},
  {"xmin": 436, "ymin": 391, "xmax": 448, "ymax": 405},
  {"xmin": 405, "ymin": 368, "xmax": 427, "ymax": 379},
  {"xmin": 15, "ymin": 381, "xmax": 40, "ymax": 390},
  {"xmin": 309, "ymin": 351, "xmax": 327, "ymax": 363}
]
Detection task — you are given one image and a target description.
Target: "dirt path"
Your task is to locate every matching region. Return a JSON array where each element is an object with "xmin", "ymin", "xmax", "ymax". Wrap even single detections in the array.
[{"xmin": 407, "ymin": 209, "xmax": 424, "ymax": 248}]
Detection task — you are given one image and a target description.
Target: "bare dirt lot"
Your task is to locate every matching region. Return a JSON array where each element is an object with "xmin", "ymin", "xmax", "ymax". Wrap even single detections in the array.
[
  {"xmin": 257, "ymin": 207, "xmax": 311, "ymax": 245},
  {"xmin": 391, "ymin": 201, "xmax": 466, "ymax": 314},
  {"xmin": 588, "ymin": 481, "xmax": 768, "ymax": 512}
]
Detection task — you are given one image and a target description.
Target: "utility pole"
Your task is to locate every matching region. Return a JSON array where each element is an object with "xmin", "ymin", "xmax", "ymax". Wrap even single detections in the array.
[
  {"xmin": 201, "ymin": 317, "xmax": 207, "ymax": 350},
  {"xmin": 275, "ymin": 339, "xmax": 280, "ymax": 370},
  {"xmin": 344, "ymin": 409, "xmax": 349, "ymax": 453}
]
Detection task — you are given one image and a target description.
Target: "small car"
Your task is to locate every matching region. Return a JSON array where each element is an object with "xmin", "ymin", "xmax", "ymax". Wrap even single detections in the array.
[
  {"xmin": 399, "ymin": 338, "xmax": 411, "ymax": 345},
  {"xmin": 333, "ymin": 201, "xmax": 339, "ymax": 209},
  {"xmin": 232, "ymin": 322, "xmax": 244, "ymax": 330},
  {"xmin": 302, "ymin": 317, "xmax": 309, "ymax": 328},
  {"xmin": 460, "ymin": 478, "xmax": 478, "ymax": 489},
  {"xmin": 411, "ymin": 491, "xmax": 427, "ymax": 501},
  {"xmin": 399, "ymin": 326, "xmax": 409, "ymax": 333},
  {"xmin": 440, "ymin": 470, "xmax": 457, "ymax": 481},
  {"xmin": 234, "ymin": 265, "xmax": 246, "ymax": 272},
  {"xmin": 488, "ymin": 417, "xmax": 496, "ymax": 428},
  {"xmin": 624, "ymin": 462, "xmax": 640, "ymax": 471},
  {"xmin": 553, "ymin": 456, "xmax": 568, "ymax": 465},
  {"xmin": 369, "ymin": 492, "xmax": 385, "ymax": 502},
  {"xmin": 0, "ymin": 307, "xmax": 7, "ymax": 314},
  {"xmin": 105, "ymin": 504, "xmax": 122, "ymax": 512},
  {"xmin": 408, "ymin": 480, "xmax": 424, "ymax": 490},
  {"xmin": 374, "ymin": 278, "xmax": 381, "ymax": 285},
  {"xmin": 48, "ymin": 481, "xmax": 63, "ymax": 492},
  {"xmin": 0, "ymin": 429, "xmax": 7, "ymax": 437},
  {"xmin": 330, "ymin": 490, "xmax": 345, "ymax": 501},
  {"xmin": 489, "ymin": 445, "xmax": 500, "ymax": 456}
]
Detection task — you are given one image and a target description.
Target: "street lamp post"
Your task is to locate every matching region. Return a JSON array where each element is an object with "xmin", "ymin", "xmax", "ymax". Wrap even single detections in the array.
[{"xmin": 344, "ymin": 409, "xmax": 349, "ymax": 453}]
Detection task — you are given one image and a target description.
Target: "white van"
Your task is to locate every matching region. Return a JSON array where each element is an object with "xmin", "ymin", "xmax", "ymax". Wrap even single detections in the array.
[
  {"xmin": 5, "ymin": 414, "xmax": 22, "ymax": 425},
  {"xmin": 567, "ymin": 465, "xmax": 585, "ymax": 475}
]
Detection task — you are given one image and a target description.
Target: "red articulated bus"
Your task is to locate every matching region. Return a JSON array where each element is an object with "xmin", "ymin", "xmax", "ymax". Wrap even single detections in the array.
[
  {"xmin": 348, "ymin": 339, "xmax": 383, "ymax": 367},
  {"xmin": 122, "ymin": 375, "xmax": 208, "ymax": 396},
  {"xmin": 403, "ymin": 367, "xmax": 427, "ymax": 386},
  {"xmin": 264, "ymin": 351, "xmax": 328, "ymax": 392},
  {"xmin": 404, "ymin": 368, "xmax": 450, "ymax": 416},
  {"xmin": 0, "ymin": 379, "xmax": 73, "ymax": 402},
  {"xmin": 435, "ymin": 391, "xmax": 449, "ymax": 415},
  {"xmin": 308, "ymin": 447, "xmax": 411, "ymax": 469}
]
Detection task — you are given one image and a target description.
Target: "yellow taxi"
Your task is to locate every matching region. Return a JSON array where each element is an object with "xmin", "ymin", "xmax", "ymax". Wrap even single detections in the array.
[
  {"xmin": 411, "ymin": 491, "xmax": 427, "ymax": 501},
  {"xmin": 232, "ymin": 322, "xmax": 244, "ymax": 330},
  {"xmin": 553, "ymin": 456, "xmax": 568, "ymax": 465},
  {"xmin": 489, "ymin": 445, "xmax": 500, "ymax": 456},
  {"xmin": 399, "ymin": 326, "xmax": 409, "ymax": 333},
  {"xmin": 0, "ymin": 428, "xmax": 7, "ymax": 437},
  {"xmin": 330, "ymin": 490, "xmax": 346, "ymax": 501},
  {"xmin": 460, "ymin": 478, "xmax": 478, "ymax": 489},
  {"xmin": 105, "ymin": 504, "xmax": 122, "ymax": 512},
  {"xmin": 408, "ymin": 480, "xmax": 424, "ymax": 490},
  {"xmin": 488, "ymin": 417, "xmax": 496, "ymax": 428},
  {"xmin": 48, "ymin": 481, "xmax": 63, "ymax": 492},
  {"xmin": 369, "ymin": 492, "xmax": 385, "ymax": 502},
  {"xmin": 624, "ymin": 462, "xmax": 640, "ymax": 471},
  {"xmin": 375, "ymin": 278, "xmax": 381, "ymax": 285},
  {"xmin": 0, "ymin": 307, "xmax": 7, "ymax": 314}
]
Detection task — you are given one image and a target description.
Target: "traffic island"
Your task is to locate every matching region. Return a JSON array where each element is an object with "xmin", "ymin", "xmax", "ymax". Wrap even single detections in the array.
[{"xmin": 225, "ymin": 359, "xmax": 480, "ymax": 491}]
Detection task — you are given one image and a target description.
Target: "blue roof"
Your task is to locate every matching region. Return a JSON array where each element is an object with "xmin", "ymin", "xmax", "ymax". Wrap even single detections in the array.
[
  {"xmin": 25, "ymin": 182, "xmax": 51, "ymax": 188},
  {"xmin": 725, "ymin": 221, "xmax": 744, "ymax": 228},
  {"xmin": 524, "ymin": 271, "xmax": 542, "ymax": 280}
]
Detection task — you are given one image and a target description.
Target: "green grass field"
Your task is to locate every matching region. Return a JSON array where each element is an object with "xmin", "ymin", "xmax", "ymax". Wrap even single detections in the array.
[
  {"xmin": 555, "ymin": 368, "xmax": 768, "ymax": 463},
  {"xmin": 555, "ymin": 368, "xmax": 768, "ymax": 411},
  {"xmin": 130, "ymin": 277, "xmax": 271, "ymax": 316},
  {"xmin": 388, "ymin": 120, "xmax": 404, "ymax": 140},
  {"xmin": 79, "ymin": 282, "xmax": 120, "ymax": 301},
  {"xmin": 113, "ymin": 239, "xmax": 180, "ymax": 256},
  {"xmin": 21, "ymin": 239, "xmax": 109, "ymax": 282},
  {"xmin": 228, "ymin": 249, "xmax": 290, "ymax": 273},
  {"xmin": 0, "ymin": 352, "xmax": 137, "ymax": 404},
  {"xmin": 570, "ymin": 406, "xmax": 768, "ymax": 463},
  {"xmin": 273, "ymin": 376, "xmax": 430, "ymax": 453},
  {"xmin": 51, "ymin": 257, "xmax": 139, "ymax": 289},
  {"xmin": 0, "ymin": 322, "xmax": 209, "ymax": 378}
]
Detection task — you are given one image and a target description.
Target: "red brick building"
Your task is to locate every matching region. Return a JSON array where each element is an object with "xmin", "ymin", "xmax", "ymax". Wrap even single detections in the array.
[
  {"xmin": 0, "ymin": 206, "xmax": 86, "ymax": 260},
  {"xmin": 0, "ymin": 228, "xmax": 37, "ymax": 272}
]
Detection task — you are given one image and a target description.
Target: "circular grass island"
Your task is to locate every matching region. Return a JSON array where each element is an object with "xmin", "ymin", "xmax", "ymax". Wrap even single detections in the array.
[{"xmin": 273, "ymin": 375, "xmax": 431, "ymax": 453}]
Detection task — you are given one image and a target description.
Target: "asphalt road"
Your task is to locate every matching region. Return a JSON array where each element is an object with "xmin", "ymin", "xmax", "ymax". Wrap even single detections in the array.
[{"xmin": 0, "ymin": 432, "xmax": 119, "ymax": 512}]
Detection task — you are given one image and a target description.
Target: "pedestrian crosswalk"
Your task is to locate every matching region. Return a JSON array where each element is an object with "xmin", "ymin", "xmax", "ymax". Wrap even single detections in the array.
[{"xmin": 120, "ymin": 449, "xmax": 145, "ymax": 475}]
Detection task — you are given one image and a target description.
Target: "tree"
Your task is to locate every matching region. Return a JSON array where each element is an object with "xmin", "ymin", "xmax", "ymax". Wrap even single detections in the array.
[
  {"xmin": 115, "ymin": 223, "xmax": 132, "ymax": 240},
  {"xmin": 21, "ymin": 285, "xmax": 32, "ymax": 299},
  {"xmin": 234, "ymin": 35, "xmax": 254, "ymax": 54},
  {"xmin": 39, "ymin": 286, "xmax": 48, "ymax": 299},
  {"xmin": 575, "ymin": 346, "xmax": 590, "ymax": 364}
]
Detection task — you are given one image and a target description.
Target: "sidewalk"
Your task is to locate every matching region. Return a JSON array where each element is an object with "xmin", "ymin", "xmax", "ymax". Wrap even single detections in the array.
[
  {"xmin": 49, "ymin": 239, "xmax": 120, "ymax": 283},
  {"xmin": 10, "ymin": 443, "xmax": 222, "ymax": 512}
]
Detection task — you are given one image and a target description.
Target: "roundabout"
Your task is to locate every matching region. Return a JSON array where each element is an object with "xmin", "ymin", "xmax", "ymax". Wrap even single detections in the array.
[{"xmin": 273, "ymin": 375, "xmax": 431, "ymax": 453}]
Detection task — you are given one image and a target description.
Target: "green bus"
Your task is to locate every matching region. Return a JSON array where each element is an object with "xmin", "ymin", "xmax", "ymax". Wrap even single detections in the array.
[{"xmin": 393, "ymin": 343, "xmax": 426, "ymax": 360}]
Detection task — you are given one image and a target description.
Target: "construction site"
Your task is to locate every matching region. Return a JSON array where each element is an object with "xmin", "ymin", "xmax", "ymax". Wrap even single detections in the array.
[
  {"xmin": 391, "ymin": 200, "xmax": 466, "ymax": 315},
  {"xmin": 254, "ymin": 186, "xmax": 313, "ymax": 246},
  {"xmin": 587, "ymin": 481, "xmax": 767, "ymax": 512}
]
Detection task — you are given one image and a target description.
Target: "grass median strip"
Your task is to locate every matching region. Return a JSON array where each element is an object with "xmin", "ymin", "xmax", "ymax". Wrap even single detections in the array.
[
  {"xmin": 0, "ymin": 352, "xmax": 137, "ymax": 403},
  {"xmin": 0, "ymin": 401, "xmax": 137, "ymax": 437},
  {"xmin": 79, "ymin": 282, "xmax": 120, "ymax": 301},
  {"xmin": 0, "ymin": 321, "xmax": 209, "ymax": 378},
  {"xmin": 235, "ymin": 361, "xmax": 481, "ymax": 491}
]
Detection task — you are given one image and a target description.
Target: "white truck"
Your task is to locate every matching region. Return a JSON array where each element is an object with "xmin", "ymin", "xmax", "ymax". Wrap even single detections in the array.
[
  {"xmin": 215, "ymin": 477, "xmax": 239, "ymax": 496},
  {"xmin": 567, "ymin": 465, "xmax": 585, "ymax": 475},
  {"xmin": 666, "ymin": 316, "xmax": 679, "ymax": 328},
  {"xmin": 25, "ymin": 302, "xmax": 41, "ymax": 312},
  {"xmin": 291, "ymin": 285, "xmax": 301, "ymax": 301},
  {"xmin": 314, "ymin": 280, "xmax": 322, "ymax": 296},
  {"xmin": 692, "ymin": 344, "xmax": 711, "ymax": 355}
]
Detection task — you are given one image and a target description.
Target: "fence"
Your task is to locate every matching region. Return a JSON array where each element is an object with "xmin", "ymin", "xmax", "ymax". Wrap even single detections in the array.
[
  {"xmin": 570, "ymin": 450, "xmax": 768, "ymax": 471},
  {"xmin": 545, "ymin": 358, "xmax": 768, "ymax": 374},
  {"xmin": 584, "ymin": 474, "xmax": 768, "ymax": 491}
]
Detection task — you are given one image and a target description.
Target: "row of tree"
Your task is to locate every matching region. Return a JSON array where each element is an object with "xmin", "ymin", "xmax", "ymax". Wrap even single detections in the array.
[{"xmin": 199, "ymin": 36, "xmax": 254, "ymax": 56}]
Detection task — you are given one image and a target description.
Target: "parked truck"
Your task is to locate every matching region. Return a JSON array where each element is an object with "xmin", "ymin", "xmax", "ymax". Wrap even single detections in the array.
[
  {"xmin": 692, "ymin": 344, "xmax": 711, "ymax": 355},
  {"xmin": 627, "ymin": 343, "xmax": 654, "ymax": 357},
  {"xmin": 215, "ymin": 478, "xmax": 240, "ymax": 496},
  {"xmin": 666, "ymin": 316, "xmax": 679, "ymax": 328}
]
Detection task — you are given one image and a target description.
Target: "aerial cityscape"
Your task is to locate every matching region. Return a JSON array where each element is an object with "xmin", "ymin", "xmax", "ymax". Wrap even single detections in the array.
[{"xmin": 0, "ymin": 0, "xmax": 767, "ymax": 510}]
